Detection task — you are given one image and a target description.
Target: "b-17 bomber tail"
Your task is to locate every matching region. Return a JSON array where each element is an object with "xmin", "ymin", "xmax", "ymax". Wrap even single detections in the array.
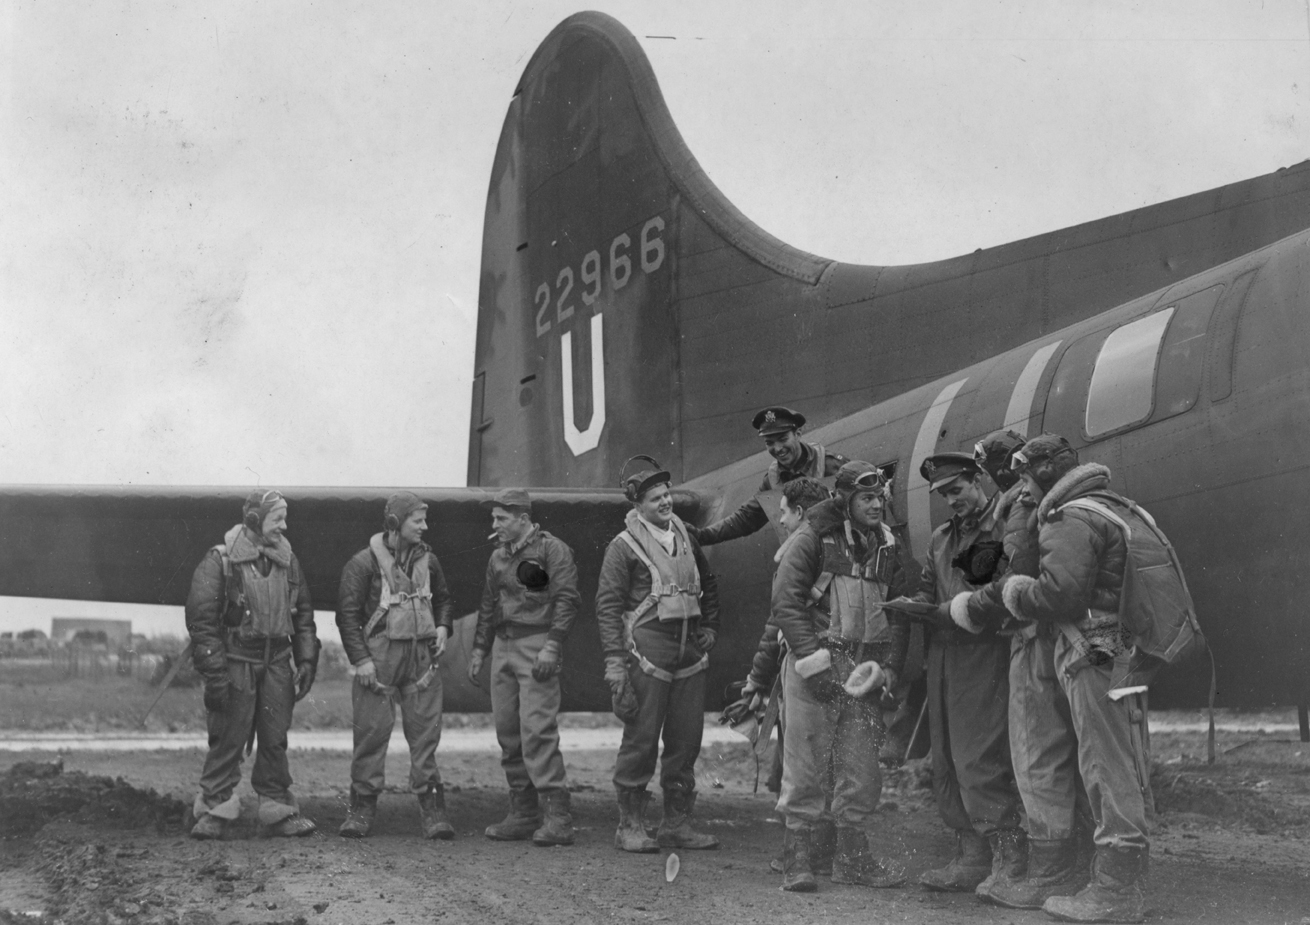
[{"xmin": 470, "ymin": 10, "xmax": 1310, "ymax": 491}]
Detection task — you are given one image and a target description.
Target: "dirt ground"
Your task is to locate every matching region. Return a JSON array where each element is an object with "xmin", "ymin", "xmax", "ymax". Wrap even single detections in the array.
[{"xmin": 0, "ymin": 720, "xmax": 1308, "ymax": 925}]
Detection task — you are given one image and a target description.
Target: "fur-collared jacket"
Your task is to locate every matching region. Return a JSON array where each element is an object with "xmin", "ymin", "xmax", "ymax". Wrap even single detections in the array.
[
  {"xmin": 185, "ymin": 525, "xmax": 318, "ymax": 687},
  {"xmin": 1003, "ymin": 463, "xmax": 1133, "ymax": 657},
  {"xmin": 770, "ymin": 497, "xmax": 909, "ymax": 671}
]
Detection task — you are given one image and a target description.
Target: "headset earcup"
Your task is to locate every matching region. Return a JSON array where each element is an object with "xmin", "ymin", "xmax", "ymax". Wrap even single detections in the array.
[
  {"xmin": 244, "ymin": 511, "xmax": 260, "ymax": 530},
  {"xmin": 385, "ymin": 514, "xmax": 399, "ymax": 531}
]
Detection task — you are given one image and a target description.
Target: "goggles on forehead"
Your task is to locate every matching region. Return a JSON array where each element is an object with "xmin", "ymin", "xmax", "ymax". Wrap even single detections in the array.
[
  {"xmin": 852, "ymin": 470, "xmax": 887, "ymax": 490},
  {"xmin": 1010, "ymin": 448, "xmax": 1066, "ymax": 471},
  {"xmin": 972, "ymin": 442, "xmax": 986, "ymax": 464}
]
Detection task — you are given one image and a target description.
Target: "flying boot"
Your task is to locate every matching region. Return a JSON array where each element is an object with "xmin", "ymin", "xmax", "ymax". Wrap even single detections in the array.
[
  {"xmin": 772, "ymin": 817, "xmax": 836, "ymax": 875},
  {"xmin": 614, "ymin": 788, "xmax": 659, "ymax": 853},
  {"xmin": 484, "ymin": 787, "xmax": 541, "ymax": 841},
  {"xmin": 190, "ymin": 814, "xmax": 226, "ymax": 840},
  {"xmin": 919, "ymin": 830, "xmax": 993, "ymax": 891},
  {"xmin": 780, "ymin": 825, "xmax": 817, "ymax": 893},
  {"xmin": 417, "ymin": 784, "xmax": 455, "ymax": 840},
  {"xmin": 986, "ymin": 837, "xmax": 1087, "ymax": 909},
  {"xmin": 976, "ymin": 827, "xmax": 1028, "ymax": 897},
  {"xmin": 338, "ymin": 790, "xmax": 377, "ymax": 838},
  {"xmin": 266, "ymin": 814, "xmax": 317, "ymax": 837},
  {"xmin": 655, "ymin": 789, "xmax": 719, "ymax": 849},
  {"xmin": 532, "ymin": 789, "xmax": 576, "ymax": 846},
  {"xmin": 830, "ymin": 826, "xmax": 906, "ymax": 888},
  {"xmin": 1043, "ymin": 846, "xmax": 1147, "ymax": 924}
]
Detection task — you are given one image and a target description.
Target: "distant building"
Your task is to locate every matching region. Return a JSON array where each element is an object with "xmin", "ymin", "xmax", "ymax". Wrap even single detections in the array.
[{"xmin": 51, "ymin": 618, "xmax": 131, "ymax": 648}]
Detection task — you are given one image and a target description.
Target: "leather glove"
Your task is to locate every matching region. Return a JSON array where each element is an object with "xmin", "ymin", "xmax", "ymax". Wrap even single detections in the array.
[
  {"xmin": 604, "ymin": 655, "xmax": 629, "ymax": 695},
  {"xmin": 294, "ymin": 662, "xmax": 316, "ymax": 701},
  {"xmin": 804, "ymin": 668, "xmax": 844, "ymax": 705},
  {"xmin": 467, "ymin": 649, "xmax": 485, "ymax": 685},
  {"xmin": 203, "ymin": 681, "xmax": 229, "ymax": 714},
  {"xmin": 355, "ymin": 659, "xmax": 379, "ymax": 690},
  {"xmin": 532, "ymin": 639, "xmax": 563, "ymax": 681},
  {"xmin": 695, "ymin": 627, "xmax": 716, "ymax": 654},
  {"xmin": 429, "ymin": 626, "xmax": 449, "ymax": 658}
]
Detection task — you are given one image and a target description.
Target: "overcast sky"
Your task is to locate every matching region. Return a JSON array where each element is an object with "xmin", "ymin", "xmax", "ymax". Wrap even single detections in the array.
[{"xmin": 2, "ymin": 0, "xmax": 1308, "ymax": 490}]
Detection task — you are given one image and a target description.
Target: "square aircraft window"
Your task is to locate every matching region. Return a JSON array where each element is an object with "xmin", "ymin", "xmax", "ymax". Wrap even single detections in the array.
[{"xmin": 1085, "ymin": 308, "xmax": 1174, "ymax": 438}]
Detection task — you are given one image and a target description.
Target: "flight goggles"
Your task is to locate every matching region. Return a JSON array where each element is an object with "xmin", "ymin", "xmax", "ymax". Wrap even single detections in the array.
[
  {"xmin": 844, "ymin": 469, "xmax": 888, "ymax": 494},
  {"xmin": 1010, "ymin": 446, "xmax": 1069, "ymax": 471}
]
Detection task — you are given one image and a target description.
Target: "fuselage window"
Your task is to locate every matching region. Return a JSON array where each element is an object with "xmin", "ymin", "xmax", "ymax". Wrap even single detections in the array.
[
  {"xmin": 1153, "ymin": 284, "xmax": 1225, "ymax": 419},
  {"xmin": 1085, "ymin": 308, "xmax": 1174, "ymax": 438}
]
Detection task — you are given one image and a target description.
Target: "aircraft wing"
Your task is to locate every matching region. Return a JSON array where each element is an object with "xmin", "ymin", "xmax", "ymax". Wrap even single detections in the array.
[{"xmin": 0, "ymin": 485, "xmax": 712, "ymax": 712}]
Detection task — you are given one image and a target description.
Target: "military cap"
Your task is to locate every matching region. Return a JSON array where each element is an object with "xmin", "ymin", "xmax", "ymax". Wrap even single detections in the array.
[
  {"xmin": 973, "ymin": 429, "xmax": 1027, "ymax": 480},
  {"xmin": 919, "ymin": 452, "xmax": 981, "ymax": 491},
  {"xmin": 483, "ymin": 487, "xmax": 532, "ymax": 512},
  {"xmin": 1010, "ymin": 433, "xmax": 1075, "ymax": 470},
  {"xmin": 752, "ymin": 406, "xmax": 806, "ymax": 436}
]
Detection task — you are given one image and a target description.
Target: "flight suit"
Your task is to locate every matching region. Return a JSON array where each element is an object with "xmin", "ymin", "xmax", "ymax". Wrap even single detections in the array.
[
  {"xmin": 1005, "ymin": 461, "xmax": 1156, "ymax": 921},
  {"xmin": 474, "ymin": 526, "xmax": 580, "ymax": 799},
  {"xmin": 771, "ymin": 498, "xmax": 908, "ymax": 829},
  {"xmin": 186, "ymin": 525, "xmax": 318, "ymax": 828},
  {"xmin": 911, "ymin": 492, "xmax": 1023, "ymax": 881},
  {"xmin": 964, "ymin": 481, "xmax": 1090, "ymax": 844},
  {"xmin": 337, "ymin": 534, "xmax": 454, "ymax": 797}
]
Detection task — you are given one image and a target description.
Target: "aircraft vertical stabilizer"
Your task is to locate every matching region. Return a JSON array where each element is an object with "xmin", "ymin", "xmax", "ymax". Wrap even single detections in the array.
[{"xmin": 471, "ymin": 12, "xmax": 1310, "ymax": 492}]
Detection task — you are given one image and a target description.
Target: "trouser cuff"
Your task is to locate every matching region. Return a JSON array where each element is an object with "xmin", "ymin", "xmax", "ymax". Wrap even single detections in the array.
[
  {"xmin": 194, "ymin": 791, "xmax": 242, "ymax": 821},
  {"xmin": 257, "ymin": 796, "xmax": 300, "ymax": 825}
]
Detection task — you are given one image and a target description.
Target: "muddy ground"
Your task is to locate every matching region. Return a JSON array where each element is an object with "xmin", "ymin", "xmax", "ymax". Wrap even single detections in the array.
[{"xmin": 1, "ymin": 720, "xmax": 1308, "ymax": 925}]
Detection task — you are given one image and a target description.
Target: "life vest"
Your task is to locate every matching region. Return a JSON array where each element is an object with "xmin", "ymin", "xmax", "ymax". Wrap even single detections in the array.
[
  {"xmin": 364, "ymin": 533, "xmax": 437, "ymax": 640},
  {"xmin": 617, "ymin": 512, "xmax": 707, "ymax": 683},
  {"xmin": 617, "ymin": 512, "xmax": 702, "ymax": 626},
  {"xmin": 214, "ymin": 531, "xmax": 293, "ymax": 641},
  {"xmin": 810, "ymin": 521, "xmax": 897, "ymax": 645}
]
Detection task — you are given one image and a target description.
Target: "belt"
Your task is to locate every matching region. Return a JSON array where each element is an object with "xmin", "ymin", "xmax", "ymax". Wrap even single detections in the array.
[
  {"xmin": 496, "ymin": 623, "xmax": 549, "ymax": 641},
  {"xmin": 225, "ymin": 633, "xmax": 292, "ymax": 664}
]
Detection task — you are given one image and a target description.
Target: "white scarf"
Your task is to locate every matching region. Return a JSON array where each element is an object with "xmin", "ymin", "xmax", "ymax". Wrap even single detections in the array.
[{"xmin": 637, "ymin": 515, "xmax": 676, "ymax": 556}]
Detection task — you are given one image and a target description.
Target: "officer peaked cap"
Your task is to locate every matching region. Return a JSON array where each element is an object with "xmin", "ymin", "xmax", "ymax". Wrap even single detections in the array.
[
  {"xmin": 751, "ymin": 406, "xmax": 806, "ymax": 436},
  {"xmin": 919, "ymin": 452, "xmax": 981, "ymax": 491}
]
